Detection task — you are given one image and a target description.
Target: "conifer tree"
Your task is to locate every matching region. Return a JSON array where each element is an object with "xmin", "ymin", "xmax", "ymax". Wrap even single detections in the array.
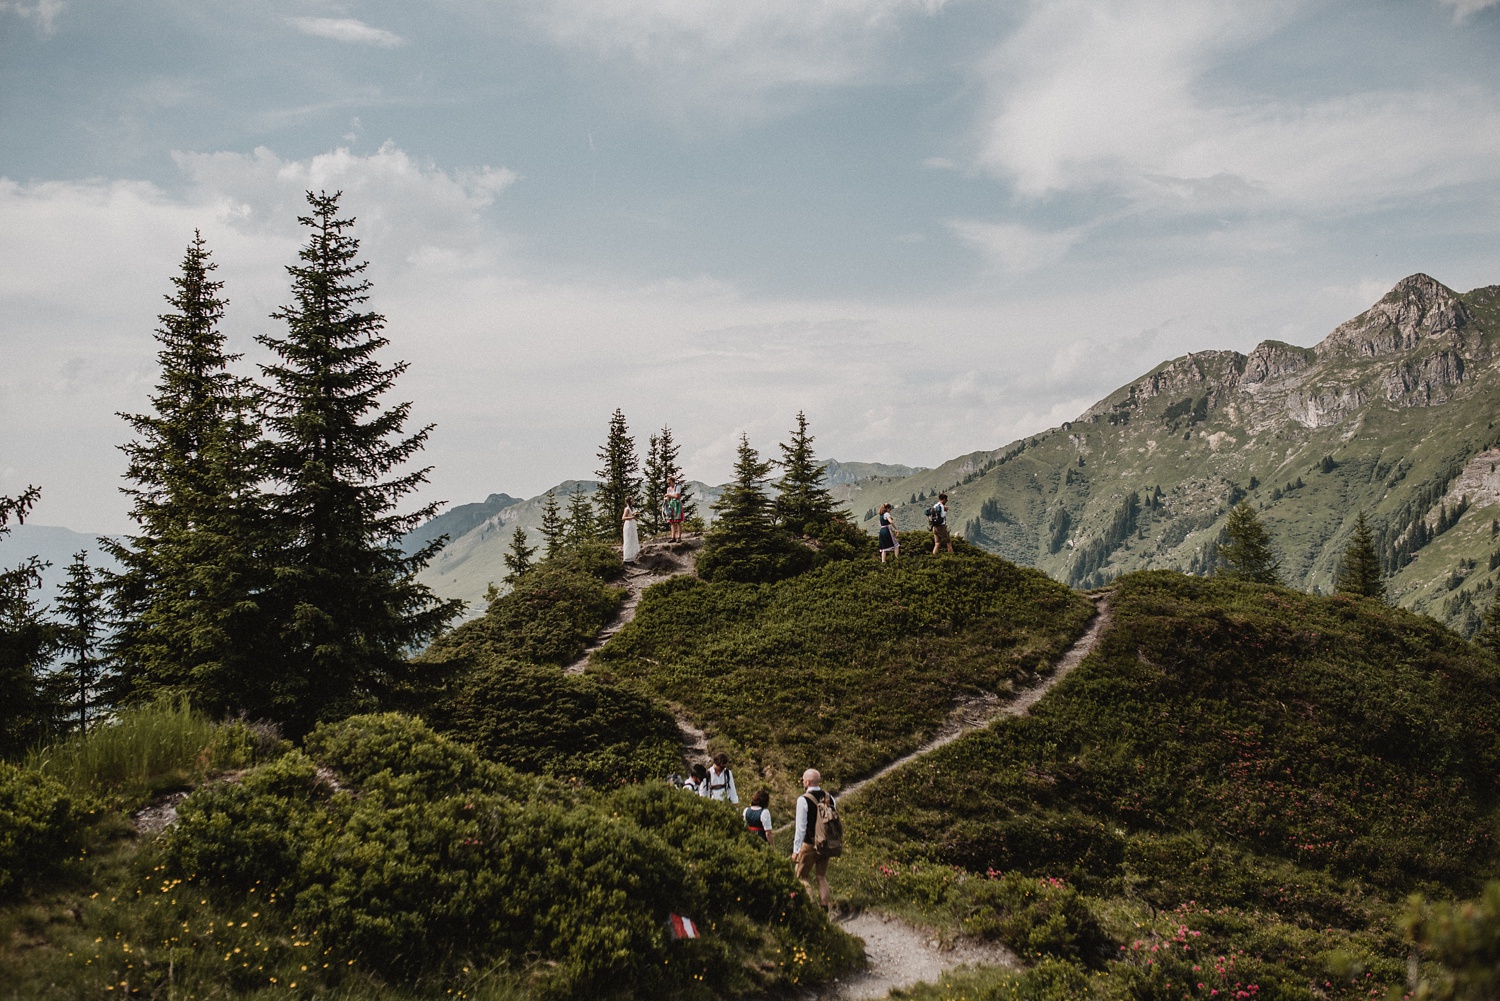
[
  {"xmin": 49, "ymin": 551, "xmax": 108, "ymax": 734},
  {"xmin": 641, "ymin": 425, "xmax": 692, "ymax": 537},
  {"xmin": 1476, "ymin": 595, "xmax": 1500, "ymax": 658},
  {"xmin": 1335, "ymin": 511, "xmax": 1385, "ymax": 601},
  {"xmin": 104, "ymin": 233, "xmax": 271, "ymax": 717},
  {"xmin": 503, "ymin": 528, "xmax": 537, "ymax": 583},
  {"xmin": 775, "ymin": 411, "xmax": 839, "ymax": 534},
  {"xmin": 538, "ymin": 490, "xmax": 565, "ymax": 560},
  {"xmin": 257, "ymin": 191, "xmax": 461, "ymax": 734},
  {"xmin": 697, "ymin": 435, "xmax": 812, "ymax": 583},
  {"xmin": 0, "ymin": 487, "xmax": 60, "ymax": 757},
  {"xmin": 1215, "ymin": 503, "xmax": 1282, "ymax": 585},
  {"xmin": 594, "ymin": 409, "xmax": 641, "ymax": 540},
  {"xmin": 565, "ymin": 487, "xmax": 596, "ymax": 548}
]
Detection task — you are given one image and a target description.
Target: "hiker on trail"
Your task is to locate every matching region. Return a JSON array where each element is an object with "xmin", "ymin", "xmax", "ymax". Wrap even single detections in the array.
[
  {"xmin": 877, "ymin": 502, "xmax": 899, "ymax": 562},
  {"xmin": 793, "ymin": 768, "xmax": 842, "ymax": 910},
  {"xmin": 928, "ymin": 493, "xmax": 952, "ymax": 554},
  {"xmin": 744, "ymin": 788, "xmax": 773, "ymax": 844},
  {"xmin": 622, "ymin": 496, "xmax": 640, "ymax": 562},
  {"xmin": 706, "ymin": 752, "xmax": 739, "ymax": 804},
  {"xmin": 665, "ymin": 477, "xmax": 686, "ymax": 543},
  {"xmin": 685, "ymin": 762, "xmax": 710, "ymax": 796}
]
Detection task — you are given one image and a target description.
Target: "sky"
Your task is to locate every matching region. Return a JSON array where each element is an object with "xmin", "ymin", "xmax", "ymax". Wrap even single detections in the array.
[{"xmin": 2, "ymin": 0, "xmax": 1499, "ymax": 534}]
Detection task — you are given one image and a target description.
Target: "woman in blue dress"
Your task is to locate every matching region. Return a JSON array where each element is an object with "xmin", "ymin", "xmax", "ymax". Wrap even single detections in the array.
[{"xmin": 877, "ymin": 503, "xmax": 899, "ymax": 562}]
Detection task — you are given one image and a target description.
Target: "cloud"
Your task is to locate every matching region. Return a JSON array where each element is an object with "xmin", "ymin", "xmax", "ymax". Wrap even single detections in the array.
[
  {"xmin": 947, "ymin": 220, "xmax": 1086, "ymax": 274},
  {"xmin": 289, "ymin": 17, "xmax": 404, "ymax": 48},
  {"xmin": 971, "ymin": 0, "xmax": 1500, "ymax": 211},
  {"xmin": 1437, "ymin": 0, "xmax": 1498, "ymax": 20},
  {"xmin": 2, "ymin": 0, "xmax": 63, "ymax": 34}
]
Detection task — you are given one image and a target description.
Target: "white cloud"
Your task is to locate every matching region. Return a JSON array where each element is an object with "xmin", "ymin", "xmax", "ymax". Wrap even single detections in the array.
[
  {"xmin": 1438, "ymin": 0, "xmax": 1498, "ymax": 20},
  {"xmin": 972, "ymin": 0, "xmax": 1500, "ymax": 211},
  {"xmin": 289, "ymin": 16, "xmax": 404, "ymax": 48},
  {"xmin": 2, "ymin": 0, "xmax": 63, "ymax": 34},
  {"xmin": 947, "ymin": 220, "xmax": 1086, "ymax": 274}
]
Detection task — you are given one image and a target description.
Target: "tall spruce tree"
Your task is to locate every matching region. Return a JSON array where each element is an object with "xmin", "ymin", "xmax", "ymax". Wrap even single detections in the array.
[
  {"xmin": 538, "ymin": 490, "xmax": 565, "ymax": 560},
  {"xmin": 697, "ymin": 435, "xmax": 812, "ymax": 584},
  {"xmin": 257, "ymin": 191, "xmax": 461, "ymax": 734},
  {"xmin": 49, "ymin": 551, "xmax": 108, "ymax": 734},
  {"xmin": 0, "ymin": 487, "xmax": 59, "ymax": 757},
  {"xmin": 104, "ymin": 233, "xmax": 271, "ymax": 717},
  {"xmin": 503, "ymin": 528, "xmax": 537, "ymax": 583},
  {"xmin": 775, "ymin": 411, "xmax": 839, "ymax": 534},
  {"xmin": 565, "ymin": 487, "xmax": 596, "ymax": 548},
  {"xmin": 1335, "ymin": 511, "xmax": 1385, "ymax": 601},
  {"xmin": 1215, "ymin": 503, "xmax": 1282, "ymax": 585},
  {"xmin": 640, "ymin": 426, "xmax": 690, "ymax": 537},
  {"xmin": 594, "ymin": 409, "xmax": 641, "ymax": 541}
]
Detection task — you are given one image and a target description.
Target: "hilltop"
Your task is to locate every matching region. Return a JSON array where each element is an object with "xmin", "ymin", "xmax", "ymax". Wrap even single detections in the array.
[{"xmin": 843, "ymin": 274, "xmax": 1500, "ymax": 634}]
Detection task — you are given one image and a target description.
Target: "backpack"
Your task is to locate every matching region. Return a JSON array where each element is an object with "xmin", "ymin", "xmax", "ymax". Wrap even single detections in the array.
[
  {"xmin": 804, "ymin": 791, "xmax": 843, "ymax": 857},
  {"xmin": 744, "ymin": 806, "xmax": 770, "ymax": 841},
  {"xmin": 926, "ymin": 503, "xmax": 945, "ymax": 529}
]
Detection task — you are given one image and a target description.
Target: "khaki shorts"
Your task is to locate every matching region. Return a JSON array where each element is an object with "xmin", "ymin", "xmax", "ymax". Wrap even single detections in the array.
[
  {"xmin": 795, "ymin": 847, "xmax": 829, "ymax": 882},
  {"xmin": 933, "ymin": 524, "xmax": 951, "ymax": 545}
]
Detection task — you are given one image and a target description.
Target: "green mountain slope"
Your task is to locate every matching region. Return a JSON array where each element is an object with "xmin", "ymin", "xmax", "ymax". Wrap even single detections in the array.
[{"xmin": 843, "ymin": 275, "xmax": 1500, "ymax": 633}]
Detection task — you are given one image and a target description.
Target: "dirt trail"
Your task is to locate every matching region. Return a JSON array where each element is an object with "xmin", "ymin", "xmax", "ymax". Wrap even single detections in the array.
[
  {"xmin": 562, "ymin": 536, "xmax": 701, "ymax": 676},
  {"xmin": 835, "ymin": 592, "xmax": 1111, "ymax": 804}
]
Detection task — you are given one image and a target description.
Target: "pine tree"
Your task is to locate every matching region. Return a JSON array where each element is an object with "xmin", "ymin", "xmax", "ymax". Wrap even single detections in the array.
[
  {"xmin": 594, "ymin": 409, "xmax": 641, "ymax": 540},
  {"xmin": 1477, "ymin": 595, "xmax": 1500, "ymax": 658},
  {"xmin": 0, "ymin": 487, "xmax": 61, "ymax": 757},
  {"xmin": 1215, "ymin": 503, "xmax": 1282, "ymax": 585},
  {"xmin": 104, "ymin": 233, "xmax": 271, "ymax": 717},
  {"xmin": 1334, "ymin": 511, "xmax": 1385, "ymax": 601},
  {"xmin": 697, "ymin": 435, "xmax": 812, "ymax": 584},
  {"xmin": 565, "ymin": 487, "xmax": 596, "ymax": 548},
  {"xmin": 775, "ymin": 411, "xmax": 839, "ymax": 534},
  {"xmin": 538, "ymin": 490, "xmax": 565, "ymax": 560},
  {"xmin": 503, "ymin": 528, "xmax": 537, "ymax": 583},
  {"xmin": 49, "ymin": 551, "xmax": 108, "ymax": 734},
  {"xmin": 642, "ymin": 434, "xmax": 666, "ymax": 538},
  {"xmin": 257, "ymin": 191, "xmax": 461, "ymax": 734}
]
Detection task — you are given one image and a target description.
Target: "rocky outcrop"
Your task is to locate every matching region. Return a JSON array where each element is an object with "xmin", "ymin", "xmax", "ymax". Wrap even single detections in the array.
[
  {"xmin": 1384, "ymin": 350, "xmax": 1467, "ymax": 406},
  {"xmin": 1447, "ymin": 448, "xmax": 1500, "ymax": 511},
  {"xmin": 1318, "ymin": 273, "xmax": 1473, "ymax": 360},
  {"xmin": 1242, "ymin": 340, "xmax": 1315, "ymax": 385}
]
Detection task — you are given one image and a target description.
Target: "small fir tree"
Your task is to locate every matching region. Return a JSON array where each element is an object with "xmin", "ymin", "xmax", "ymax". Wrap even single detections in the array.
[
  {"xmin": 104, "ymin": 233, "xmax": 270, "ymax": 717},
  {"xmin": 503, "ymin": 528, "xmax": 537, "ymax": 583},
  {"xmin": 538, "ymin": 490, "xmax": 566, "ymax": 560},
  {"xmin": 594, "ymin": 409, "xmax": 641, "ymax": 540},
  {"xmin": 565, "ymin": 487, "xmax": 596, "ymax": 548},
  {"xmin": 1477, "ymin": 595, "xmax": 1500, "ymax": 658},
  {"xmin": 257, "ymin": 191, "xmax": 461, "ymax": 734},
  {"xmin": 0, "ymin": 487, "xmax": 61, "ymax": 757},
  {"xmin": 697, "ymin": 435, "xmax": 813, "ymax": 584},
  {"xmin": 775, "ymin": 411, "xmax": 839, "ymax": 534},
  {"xmin": 1215, "ymin": 502, "xmax": 1282, "ymax": 585},
  {"xmin": 1335, "ymin": 511, "xmax": 1385, "ymax": 601},
  {"xmin": 48, "ymin": 550, "xmax": 109, "ymax": 734}
]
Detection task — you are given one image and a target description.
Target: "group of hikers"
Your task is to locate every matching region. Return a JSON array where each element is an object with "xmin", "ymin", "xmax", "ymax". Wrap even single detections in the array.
[
  {"xmin": 619, "ymin": 476, "xmax": 688, "ymax": 562},
  {"xmin": 876, "ymin": 492, "xmax": 954, "ymax": 562},
  {"xmin": 678, "ymin": 755, "xmax": 841, "ymax": 910}
]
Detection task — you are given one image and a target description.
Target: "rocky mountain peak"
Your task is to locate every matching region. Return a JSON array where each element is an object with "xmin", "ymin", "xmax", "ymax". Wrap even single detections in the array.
[{"xmin": 1317, "ymin": 273, "xmax": 1471, "ymax": 360}]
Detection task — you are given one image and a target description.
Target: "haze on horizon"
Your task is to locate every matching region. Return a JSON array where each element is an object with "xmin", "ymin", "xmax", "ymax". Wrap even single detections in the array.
[{"xmin": 3, "ymin": 0, "xmax": 1499, "ymax": 534}]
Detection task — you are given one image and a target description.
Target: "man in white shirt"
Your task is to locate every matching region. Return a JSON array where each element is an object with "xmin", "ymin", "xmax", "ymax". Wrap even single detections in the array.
[
  {"xmin": 705, "ymin": 752, "xmax": 739, "ymax": 804},
  {"xmin": 792, "ymin": 768, "xmax": 835, "ymax": 909}
]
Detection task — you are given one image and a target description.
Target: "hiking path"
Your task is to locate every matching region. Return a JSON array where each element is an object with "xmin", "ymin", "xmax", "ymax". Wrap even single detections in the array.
[{"xmin": 562, "ymin": 536, "xmax": 702, "ymax": 676}]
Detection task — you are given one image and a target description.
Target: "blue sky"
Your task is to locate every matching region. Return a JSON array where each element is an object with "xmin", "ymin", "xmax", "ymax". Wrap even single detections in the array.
[{"xmin": 3, "ymin": 0, "xmax": 1499, "ymax": 532}]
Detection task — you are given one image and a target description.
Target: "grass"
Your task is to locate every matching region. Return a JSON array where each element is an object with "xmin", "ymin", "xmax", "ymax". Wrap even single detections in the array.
[{"xmin": 592, "ymin": 537, "xmax": 1095, "ymax": 813}]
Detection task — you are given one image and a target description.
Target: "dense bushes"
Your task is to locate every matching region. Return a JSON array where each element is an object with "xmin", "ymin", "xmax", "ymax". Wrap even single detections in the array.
[
  {"xmin": 436, "ymin": 658, "xmax": 680, "ymax": 784},
  {"xmin": 0, "ymin": 761, "xmax": 91, "ymax": 895},
  {"xmin": 152, "ymin": 714, "xmax": 858, "ymax": 998},
  {"xmin": 595, "ymin": 545, "xmax": 1094, "ymax": 807}
]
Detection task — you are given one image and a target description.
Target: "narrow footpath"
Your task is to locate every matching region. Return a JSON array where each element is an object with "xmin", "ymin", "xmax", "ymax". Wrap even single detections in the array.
[{"xmin": 562, "ymin": 536, "xmax": 702, "ymax": 676}]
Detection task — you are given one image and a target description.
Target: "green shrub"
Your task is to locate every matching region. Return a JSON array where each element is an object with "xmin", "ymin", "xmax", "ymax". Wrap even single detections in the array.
[
  {"xmin": 0, "ymin": 761, "xmax": 91, "ymax": 895},
  {"xmin": 435, "ymin": 658, "xmax": 680, "ymax": 785},
  {"xmin": 696, "ymin": 526, "xmax": 815, "ymax": 584}
]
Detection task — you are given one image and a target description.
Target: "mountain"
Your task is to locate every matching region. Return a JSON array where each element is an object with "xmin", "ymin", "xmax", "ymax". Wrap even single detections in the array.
[
  {"xmin": 842, "ymin": 274, "xmax": 1500, "ymax": 634},
  {"xmin": 399, "ymin": 492, "xmax": 521, "ymax": 556},
  {"xmin": 0, "ymin": 523, "xmax": 120, "ymax": 609}
]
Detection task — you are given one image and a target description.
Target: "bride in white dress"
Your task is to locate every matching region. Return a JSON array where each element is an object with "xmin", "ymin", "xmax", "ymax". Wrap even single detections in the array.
[{"xmin": 622, "ymin": 498, "xmax": 640, "ymax": 562}]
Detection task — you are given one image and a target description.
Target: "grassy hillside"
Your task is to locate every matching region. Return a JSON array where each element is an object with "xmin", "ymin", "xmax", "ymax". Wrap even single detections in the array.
[
  {"xmin": 835, "ymin": 570, "xmax": 1500, "ymax": 999},
  {"xmin": 592, "ymin": 539, "xmax": 1095, "ymax": 811},
  {"xmin": 843, "ymin": 276, "xmax": 1500, "ymax": 635}
]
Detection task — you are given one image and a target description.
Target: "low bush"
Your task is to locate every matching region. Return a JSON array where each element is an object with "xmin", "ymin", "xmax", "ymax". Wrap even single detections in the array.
[
  {"xmin": 435, "ymin": 658, "xmax": 681, "ymax": 785},
  {"xmin": 0, "ymin": 761, "xmax": 92, "ymax": 896}
]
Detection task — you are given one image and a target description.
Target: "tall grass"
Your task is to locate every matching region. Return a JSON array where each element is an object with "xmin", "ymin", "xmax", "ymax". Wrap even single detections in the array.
[{"xmin": 25, "ymin": 700, "xmax": 270, "ymax": 804}]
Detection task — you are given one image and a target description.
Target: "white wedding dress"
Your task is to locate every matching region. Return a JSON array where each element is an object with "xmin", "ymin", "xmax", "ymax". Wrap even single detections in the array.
[{"xmin": 622, "ymin": 509, "xmax": 640, "ymax": 562}]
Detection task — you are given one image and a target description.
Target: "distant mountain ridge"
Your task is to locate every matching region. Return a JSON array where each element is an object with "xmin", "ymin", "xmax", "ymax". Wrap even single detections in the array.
[{"xmin": 841, "ymin": 274, "xmax": 1500, "ymax": 634}]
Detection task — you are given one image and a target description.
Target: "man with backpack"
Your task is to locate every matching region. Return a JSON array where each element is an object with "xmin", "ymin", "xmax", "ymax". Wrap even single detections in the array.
[
  {"xmin": 792, "ymin": 768, "xmax": 842, "ymax": 910},
  {"xmin": 927, "ymin": 493, "xmax": 953, "ymax": 554}
]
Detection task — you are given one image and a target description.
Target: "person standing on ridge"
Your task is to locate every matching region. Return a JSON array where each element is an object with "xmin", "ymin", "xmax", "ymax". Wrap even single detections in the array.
[
  {"xmin": 664, "ymin": 476, "xmax": 685, "ymax": 543},
  {"xmin": 877, "ymin": 502, "xmax": 899, "ymax": 562},
  {"xmin": 622, "ymin": 496, "xmax": 640, "ymax": 562},
  {"xmin": 928, "ymin": 493, "xmax": 953, "ymax": 554},
  {"xmin": 706, "ymin": 752, "xmax": 739, "ymax": 804},
  {"xmin": 793, "ymin": 768, "xmax": 841, "ymax": 910}
]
